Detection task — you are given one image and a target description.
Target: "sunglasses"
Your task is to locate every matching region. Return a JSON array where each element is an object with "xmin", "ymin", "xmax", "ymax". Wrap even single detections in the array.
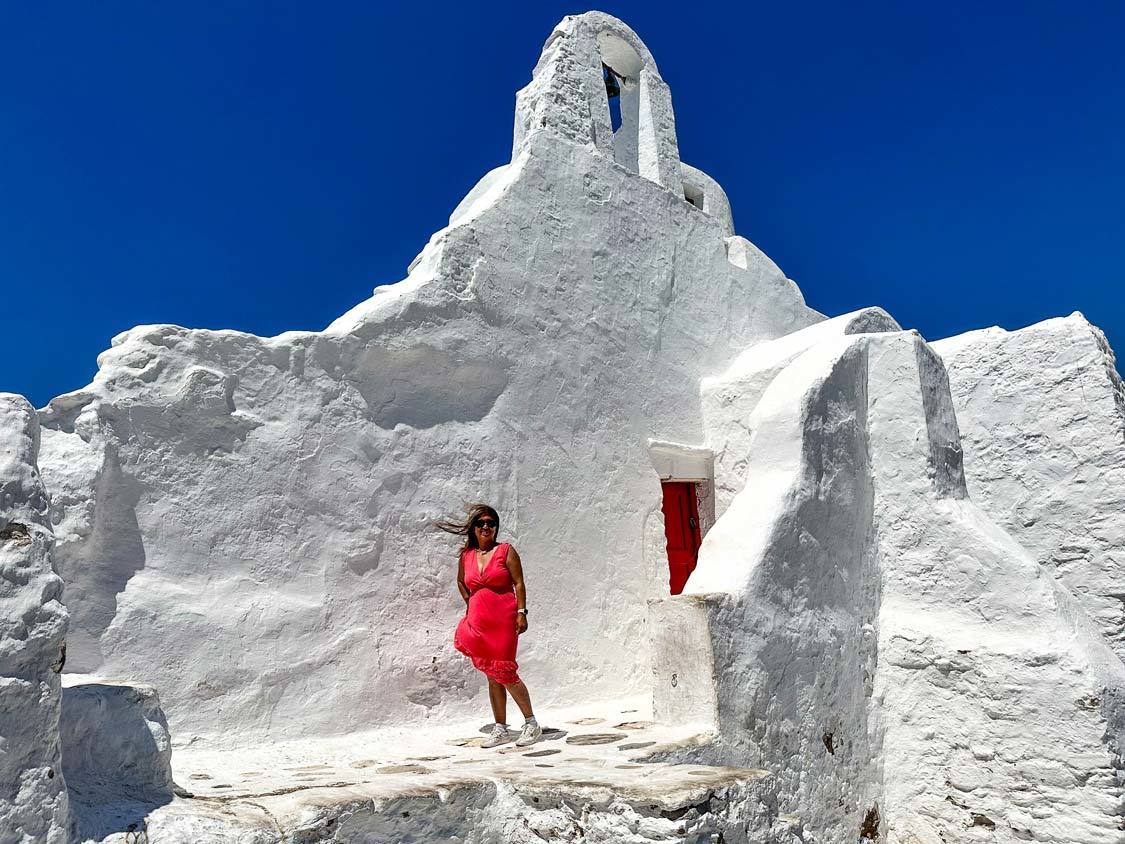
[{"xmin": 474, "ymin": 520, "xmax": 498, "ymax": 529}]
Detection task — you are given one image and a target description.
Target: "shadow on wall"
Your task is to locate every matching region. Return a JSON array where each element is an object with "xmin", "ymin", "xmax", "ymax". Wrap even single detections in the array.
[
  {"xmin": 61, "ymin": 683, "xmax": 175, "ymax": 841},
  {"xmin": 351, "ymin": 345, "xmax": 512, "ymax": 429},
  {"xmin": 914, "ymin": 341, "xmax": 968, "ymax": 499},
  {"xmin": 57, "ymin": 450, "xmax": 146, "ymax": 673}
]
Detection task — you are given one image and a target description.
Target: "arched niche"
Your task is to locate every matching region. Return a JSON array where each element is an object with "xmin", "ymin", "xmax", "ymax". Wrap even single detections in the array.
[{"xmin": 597, "ymin": 31, "xmax": 643, "ymax": 173}]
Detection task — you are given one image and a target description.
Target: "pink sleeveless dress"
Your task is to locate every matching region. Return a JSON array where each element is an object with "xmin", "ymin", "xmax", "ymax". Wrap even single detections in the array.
[{"xmin": 454, "ymin": 542, "xmax": 521, "ymax": 685}]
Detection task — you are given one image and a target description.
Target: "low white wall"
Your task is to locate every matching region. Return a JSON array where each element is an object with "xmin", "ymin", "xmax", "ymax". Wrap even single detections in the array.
[{"xmin": 648, "ymin": 594, "xmax": 720, "ymax": 728}]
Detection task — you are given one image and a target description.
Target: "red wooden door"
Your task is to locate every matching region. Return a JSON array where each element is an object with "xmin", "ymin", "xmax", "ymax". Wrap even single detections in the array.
[{"xmin": 661, "ymin": 482, "xmax": 702, "ymax": 595}]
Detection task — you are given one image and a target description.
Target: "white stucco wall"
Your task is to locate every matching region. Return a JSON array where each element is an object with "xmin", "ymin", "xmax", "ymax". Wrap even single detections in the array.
[{"xmin": 934, "ymin": 313, "xmax": 1125, "ymax": 660}]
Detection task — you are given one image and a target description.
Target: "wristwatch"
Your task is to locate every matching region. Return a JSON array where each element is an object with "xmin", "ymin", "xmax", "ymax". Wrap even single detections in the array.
[{"xmin": 517, "ymin": 608, "xmax": 528, "ymax": 615}]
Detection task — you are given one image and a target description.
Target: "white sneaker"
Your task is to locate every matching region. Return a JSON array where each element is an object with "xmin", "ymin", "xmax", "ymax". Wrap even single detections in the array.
[
  {"xmin": 481, "ymin": 723, "xmax": 511, "ymax": 748},
  {"xmin": 515, "ymin": 719, "xmax": 542, "ymax": 747}
]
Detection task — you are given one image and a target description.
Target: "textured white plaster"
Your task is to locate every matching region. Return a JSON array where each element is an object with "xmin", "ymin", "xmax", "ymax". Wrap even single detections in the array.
[
  {"xmin": 0, "ymin": 394, "xmax": 70, "ymax": 843},
  {"xmin": 62, "ymin": 680, "xmax": 176, "ymax": 842},
  {"xmin": 650, "ymin": 594, "xmax": 720, "ymax": 729},
  {"xmin": 681, "ymin": 163, "xmax": 735, "ymax": 237},
  {"xmin": 37, "ymin": 428, "xmax": 130, "ymax": 672},
  {"xmin": 935, "ymin": 313, "xmax": 1125, "ymax": 659},
  {"xmin": 447, "ymin": 164, "xmax": 515, "ymax": 229},
  {"xmin": 867, "ymin": 335, "xmax": 1125, "ymax": 844},
  {"xmin": 679, "ymin": 334, "xmax": 882, "ymax": 842}
]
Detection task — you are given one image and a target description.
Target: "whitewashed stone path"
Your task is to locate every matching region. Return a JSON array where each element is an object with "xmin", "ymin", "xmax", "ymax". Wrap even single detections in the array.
[{"xmin": 73, "ymin": 699, "xmax": 793, "ymax": 842}]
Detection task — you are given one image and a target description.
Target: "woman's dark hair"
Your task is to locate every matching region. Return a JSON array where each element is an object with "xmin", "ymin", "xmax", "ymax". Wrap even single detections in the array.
[{"xmin": 434, "ymin": 503, "xmax": 500, "ymax": 553}]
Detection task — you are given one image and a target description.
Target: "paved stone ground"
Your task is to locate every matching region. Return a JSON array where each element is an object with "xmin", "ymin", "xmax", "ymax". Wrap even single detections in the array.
[{"xmin": 72, "ymin": 698, "xmax": 790, "ymax": 843}]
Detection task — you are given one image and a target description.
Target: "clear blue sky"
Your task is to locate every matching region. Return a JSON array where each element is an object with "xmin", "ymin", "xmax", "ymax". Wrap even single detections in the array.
[{"xmin": 4, "ymin": 2, "xmax": 1123, "ymax": 408}]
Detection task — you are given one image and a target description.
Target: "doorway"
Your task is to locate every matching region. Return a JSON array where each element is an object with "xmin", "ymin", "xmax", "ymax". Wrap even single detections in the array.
[{"xmin": 661, "ymin": 482, "xmax": 702, "ymax": 595}]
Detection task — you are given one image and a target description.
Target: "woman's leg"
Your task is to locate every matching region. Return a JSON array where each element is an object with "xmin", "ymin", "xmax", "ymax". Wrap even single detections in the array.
[
  {"xmin": 503, "ymin": 680, "xmax": 534, "ymax": 719},
  {"xmin": 487, "ymin": 678, "xmax": 508, "ymax": 724}
]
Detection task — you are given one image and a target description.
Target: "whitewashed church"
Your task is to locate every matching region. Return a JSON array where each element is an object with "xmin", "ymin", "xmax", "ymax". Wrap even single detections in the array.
[{"xmin": 3, "ymin": 11, "xmax": 1124, "ymax": 843}]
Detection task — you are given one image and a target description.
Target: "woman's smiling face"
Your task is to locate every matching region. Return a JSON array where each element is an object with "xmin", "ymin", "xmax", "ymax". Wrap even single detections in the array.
[{"xmin": 474, "ymin": 516, "xmax": 497, "ymax": 544}]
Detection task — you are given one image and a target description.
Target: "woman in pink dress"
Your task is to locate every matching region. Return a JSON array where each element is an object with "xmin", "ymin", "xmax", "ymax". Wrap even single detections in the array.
[{"xmin": 437, "ymin": 504, "xmax": 540, "ymax": 748}]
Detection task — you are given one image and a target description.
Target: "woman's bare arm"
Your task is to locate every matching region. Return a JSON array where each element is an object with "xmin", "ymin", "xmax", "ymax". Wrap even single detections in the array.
[
  {"xmin": 457, "ymin": 555, "xmax": 470, "ymax": 605},
  {"xmin": 507, "ymin": 547, "xmax": 529, "ymax": 633}
]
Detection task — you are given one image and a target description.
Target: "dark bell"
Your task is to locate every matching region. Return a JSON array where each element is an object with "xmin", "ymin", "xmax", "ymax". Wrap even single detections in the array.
[{"xmin": 603, "ymin": 64, "xmax": 621, "ymax": 99}]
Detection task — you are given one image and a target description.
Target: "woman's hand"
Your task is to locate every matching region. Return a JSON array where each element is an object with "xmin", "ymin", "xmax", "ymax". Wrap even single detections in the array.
[{"xmin": 516, "ymin": 613, "xmax": 528, "ymax": 634}]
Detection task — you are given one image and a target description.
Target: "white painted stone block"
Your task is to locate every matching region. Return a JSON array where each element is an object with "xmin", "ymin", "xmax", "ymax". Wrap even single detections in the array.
[
  {"xmin": 61, "ymin": 681, "xmax": 174, "ymax": 804},
  {"xmin": 647, "ymin": 439, "xmax": 714, "ymax": 481},
  {"xmin": 649, "ymin": 594, "xmax": 720, "ymax": 729}
]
